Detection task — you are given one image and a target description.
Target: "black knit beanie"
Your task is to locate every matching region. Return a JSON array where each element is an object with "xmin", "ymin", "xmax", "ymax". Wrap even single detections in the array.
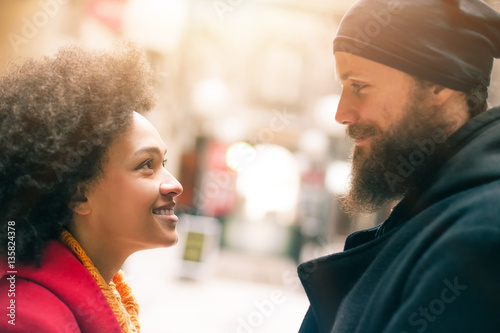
[{"xmin": 333, "ymin": 0, "xmax": 500, "ymax": 92}]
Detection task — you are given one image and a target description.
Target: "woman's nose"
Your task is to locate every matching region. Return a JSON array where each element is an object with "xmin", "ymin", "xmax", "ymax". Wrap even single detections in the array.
[{"xmin": 160, "ymin": 173, "xmax": 183, "ymax": 198}]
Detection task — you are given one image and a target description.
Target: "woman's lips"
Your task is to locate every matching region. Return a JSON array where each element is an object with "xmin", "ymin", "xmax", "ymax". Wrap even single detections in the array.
[
  {"xmin": 153, "ymin": 205, "xmax": 178, "ymax": 223},
  {"xmin": 153, "ymin": 208, "xmax": 174, "ymax": 215}
]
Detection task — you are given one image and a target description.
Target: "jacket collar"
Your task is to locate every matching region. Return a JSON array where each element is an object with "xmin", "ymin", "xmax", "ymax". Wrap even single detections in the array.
[{"xmin": 298, "ymin": 226, "xmax": 385, "ymax": 332}]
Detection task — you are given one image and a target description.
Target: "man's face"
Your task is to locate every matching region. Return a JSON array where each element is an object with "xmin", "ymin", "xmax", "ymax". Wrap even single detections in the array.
[
  {"xmin": 335, "ymin": 52, "xmax": 415, "ymax": 146},
  {"xmin": 334, "ymin": 52, "xmax": 457, "ymax": 214}
]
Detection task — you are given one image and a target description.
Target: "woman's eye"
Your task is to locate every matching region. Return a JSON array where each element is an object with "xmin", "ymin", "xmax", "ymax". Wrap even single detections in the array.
[{"xmin": 138, "ymin": 159, "xmax": 154, "ymax": 170}]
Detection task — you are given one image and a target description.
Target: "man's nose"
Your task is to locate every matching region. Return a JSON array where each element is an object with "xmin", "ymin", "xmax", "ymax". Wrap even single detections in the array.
[{"xmin": 335, "ymin": 93, "xmax": 359, "ymax": 125}]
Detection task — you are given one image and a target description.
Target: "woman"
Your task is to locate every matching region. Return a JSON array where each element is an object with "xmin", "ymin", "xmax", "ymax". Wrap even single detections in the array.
[{"xmin": 0, "ymin": 43, "xmax": 183, "ymax": 332}]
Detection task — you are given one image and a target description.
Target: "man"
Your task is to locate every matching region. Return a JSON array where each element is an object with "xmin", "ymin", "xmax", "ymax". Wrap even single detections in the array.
[{"xmin": 298, "ymin": 1, "xmax": 500, "ymax": 332}]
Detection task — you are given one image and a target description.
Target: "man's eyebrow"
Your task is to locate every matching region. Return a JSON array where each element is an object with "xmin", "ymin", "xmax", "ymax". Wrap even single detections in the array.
[
  {"xmin": 133, "ymin": 146, "xmax": 167, "ymax": 157},
  {"xmin": 338, "ymin": 71, "xmax": 360, "ymax": 81}
]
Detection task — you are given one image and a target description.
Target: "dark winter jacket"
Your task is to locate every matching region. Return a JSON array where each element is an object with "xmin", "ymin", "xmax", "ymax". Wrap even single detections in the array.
[{"xmin": 298, "ymin": 107, "xmax": 500, "ymax": 333}]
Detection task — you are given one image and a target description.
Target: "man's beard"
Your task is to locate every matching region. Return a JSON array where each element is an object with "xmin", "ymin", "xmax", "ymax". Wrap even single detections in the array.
[{"xmin": 341, "ymin": 88, "xmax": 459, "ymax": 214}]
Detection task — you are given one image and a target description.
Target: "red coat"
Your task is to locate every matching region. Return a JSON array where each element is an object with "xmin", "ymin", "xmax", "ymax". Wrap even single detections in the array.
[{"xmin": 0, "ymin": 240, "xmax": 122, "ymax": 332}]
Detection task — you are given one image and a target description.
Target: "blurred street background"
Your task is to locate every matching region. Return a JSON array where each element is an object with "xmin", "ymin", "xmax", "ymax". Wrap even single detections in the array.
[{"xmin": 1, "ymin": 0, "xmax": 499, "ymax": 332}]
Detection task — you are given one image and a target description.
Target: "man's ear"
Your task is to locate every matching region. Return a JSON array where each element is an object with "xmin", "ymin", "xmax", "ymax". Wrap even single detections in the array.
[{"xmin": 432, "ymin": 85, "xmax": 456, "ymax": 106}]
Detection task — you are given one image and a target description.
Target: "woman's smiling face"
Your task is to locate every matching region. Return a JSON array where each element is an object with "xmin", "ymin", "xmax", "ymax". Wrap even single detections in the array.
[{"xmin": 76, "ymin": 112, "xmax": 183, "ymax": 255}]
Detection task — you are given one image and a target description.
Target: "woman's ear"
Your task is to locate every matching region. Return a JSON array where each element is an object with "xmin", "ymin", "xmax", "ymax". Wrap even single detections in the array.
[
  {"xmin": 71, "ymin": 184, "xmax": 91, "ymax": 215},
  {"xmin": 71, "ymin": 198, "xmax": 91, "ymax": 216}
]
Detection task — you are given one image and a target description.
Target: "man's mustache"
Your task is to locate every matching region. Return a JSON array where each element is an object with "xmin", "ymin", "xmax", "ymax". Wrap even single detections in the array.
[{"xmin": 347, "ymin": 124, "xmax": 378, "ymax": 140}]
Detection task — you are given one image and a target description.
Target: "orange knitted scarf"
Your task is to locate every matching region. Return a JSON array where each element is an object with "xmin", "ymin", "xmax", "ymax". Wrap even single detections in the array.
[{"xmin": 59, "ymin": 230, "xmax": 141, "ymax": 333}]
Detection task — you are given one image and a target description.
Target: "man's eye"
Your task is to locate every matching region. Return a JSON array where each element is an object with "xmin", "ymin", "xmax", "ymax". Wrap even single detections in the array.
[{"xmin": 352, "ymin": 83, "xmax": 365, "ymax": 92}]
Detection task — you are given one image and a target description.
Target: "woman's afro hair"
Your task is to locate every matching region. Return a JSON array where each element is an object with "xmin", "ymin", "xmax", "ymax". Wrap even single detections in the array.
[{"xmin": 0, "ymin": 42, "xmax": 156, "ymax": 264}]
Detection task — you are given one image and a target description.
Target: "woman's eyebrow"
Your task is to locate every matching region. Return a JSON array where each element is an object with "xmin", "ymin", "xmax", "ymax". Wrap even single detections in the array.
[{"xmin": 133, "ymin": 146, "xmax": 167, "ymax": 157}]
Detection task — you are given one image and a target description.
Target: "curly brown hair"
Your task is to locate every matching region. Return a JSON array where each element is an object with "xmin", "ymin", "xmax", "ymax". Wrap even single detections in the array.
[{"xmin": 0, "ymin": 43, "xmax": 156, "ymax": 264}]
